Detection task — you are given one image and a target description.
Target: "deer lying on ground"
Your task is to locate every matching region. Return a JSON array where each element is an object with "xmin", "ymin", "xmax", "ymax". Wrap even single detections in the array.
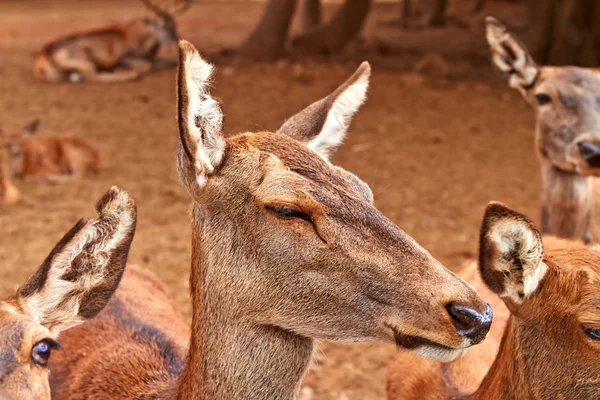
[
  {"xmin": 48, "ymin": 41, "xmax": 491, "ymax": 399},
  {"xmin": 485, "ymin": 17, "xmax": 600, "ymax": 243},
  {"xmin": 387, "ymin": 202, "xmax": 600, "ymax": 399},
  {"xmin": 0, "ymin": 187, "xmax": 136, "ymax": 399},
  {"xmin": 0, "ymin": 120, "xmax": 100, "ymax": 181},
  {"xmin": 34, "ymin": 0, "xmax": 190, "ymax": 83}
]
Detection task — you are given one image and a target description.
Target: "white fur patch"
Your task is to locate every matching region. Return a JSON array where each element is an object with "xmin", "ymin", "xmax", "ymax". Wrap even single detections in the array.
[
  {"xmin": 488, "ymin": 220, "xmax": 545, "ymax": 303},
  {"xmin": 21, "ymin": 189, "xmax": 135, "ymax": 334},
  {"xmin": 182, "ymin": 41, "xmax": 225, "ymax": 181},
  {"xmin": 411, "ymin": 344, "xmax": 468, "ymax": 363},
  {"xmin": 307, "ymin": 67, "xmax": 369, "ymax": 161}
]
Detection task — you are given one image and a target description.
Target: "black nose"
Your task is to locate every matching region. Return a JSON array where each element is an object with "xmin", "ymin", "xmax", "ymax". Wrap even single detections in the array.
[
  {"xmin": 578, "ymin": 142, "xmax": 600, "ymax": 168},
  {"xmin": 446, "ymin": 303, "xmax": 492, "ymax": 344}
]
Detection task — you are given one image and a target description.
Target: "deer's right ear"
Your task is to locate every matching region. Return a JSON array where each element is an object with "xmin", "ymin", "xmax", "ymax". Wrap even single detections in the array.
[
  {"xmin": 176, "ymin": 40, "xmax": 226, "ymax": 189},
  {"xmin": 479, "ymin": 202, "xmax": 545, "ymax": 310},
  {"xmin": 485, "ymin": 17, "xmax": 539, "ymax": 94},
  {"xmin": 13, "ymin": 187, "xmax": 136, "ymax": 334},
  {"xmin": 278, "ymin": 62, "xmax": 370, "ymax": 162},
  {"xmin": 23, "ymin": 119, "xmax": 40, "ymax": 135}
]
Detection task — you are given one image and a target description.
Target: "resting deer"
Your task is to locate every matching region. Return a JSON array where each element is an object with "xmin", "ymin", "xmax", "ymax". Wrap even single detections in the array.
[
  {"xmin": 0, "ymin": 186, "xmax": 137, "ymax": 400},
  {"xmin": 0, "ymin": 119, "xmax": 100, "ymax": 181},
  {"xmin": 387, "ymin": 202, "xmax": 600, "ymax": 399},
  {"xmin": 485, "ymin": 17, "xmax": 600, "ymax": 243},
  {"xmin": 48, "ymin": 41, "xmax": 492, "ymax": 399},
  {"xmin": 33, "ymin": 0, "xmax": 190, "ymax": 83}
]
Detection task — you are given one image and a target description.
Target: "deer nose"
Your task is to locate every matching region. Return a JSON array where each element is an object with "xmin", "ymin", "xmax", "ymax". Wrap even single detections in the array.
[
  {"xmin": 446, "ymin": 303, "xmax": 492, "ymax": 344},
  {"xmin": 578, "ymin": 142, "xmax": 600, "ymax": 168}
]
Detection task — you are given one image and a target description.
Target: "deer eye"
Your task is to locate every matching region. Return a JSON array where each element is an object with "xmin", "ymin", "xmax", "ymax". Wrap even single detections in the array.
[
  {"xmin": 534, "ymin": 93, "xmax": 552, "ymax": 106},
  {"xmin": 31, "ymin": 339, "xmax": 59, "ymax": 366},
  {"xmin": 266, "ymin": 205, "xmax": 312, "ymax": 222},
  {"xmin": 582, "ymin": 326, "xmax": 600, "ymax": 341}
]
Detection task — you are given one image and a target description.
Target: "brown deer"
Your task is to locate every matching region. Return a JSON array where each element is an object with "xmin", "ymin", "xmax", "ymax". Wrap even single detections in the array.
[
  {"xmin": 387, "ymin": 202, "xmax": 600, "ymax": 399},
  {"xmin": 485, "ymin": 17, "xmax": 600, "ymax": 243},
  {"xmin": 33, "ymin": 0, "xmax": 190, "ymax": 83},
  {"xmin": 0, "ymin": 119, "xmax": 100, "ymax": 181},
  {"xmin": 0, "ymin": 186, "xmax": 137, "ymax": 400},
  {"xmin": 47, "ymin": 41, "xmax": 492, "ymax": 399}
]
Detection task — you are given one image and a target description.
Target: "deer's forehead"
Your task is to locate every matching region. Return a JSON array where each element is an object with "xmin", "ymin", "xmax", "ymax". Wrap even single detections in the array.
[
  {"xmin": 0, "ymin": 311, "xmax": 26, "ymax": 378},
  {"xmin": 539, "ymin": 69, "xmax": 600, "ymax": 98},
  {"xmin": 233, "ymin": 132, "xmax": 370, "ymax": 200}
]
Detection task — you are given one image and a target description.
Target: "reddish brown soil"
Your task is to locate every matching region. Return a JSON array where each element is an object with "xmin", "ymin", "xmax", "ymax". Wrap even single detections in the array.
[{"xmin": 0, "ymin": 1, "xmax": 538, "ymax": 399}]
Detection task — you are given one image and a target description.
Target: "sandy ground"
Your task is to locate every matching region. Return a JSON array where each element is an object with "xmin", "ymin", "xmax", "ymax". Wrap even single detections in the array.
[{"xmin": 0, "ymin": 1, "xmax": 539, "ymax": 399}]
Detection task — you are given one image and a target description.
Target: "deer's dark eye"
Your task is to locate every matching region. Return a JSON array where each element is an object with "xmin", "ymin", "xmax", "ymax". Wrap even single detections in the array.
[
  {"xmin": 534, "ymin": 93, "xmax": 552, "ymax": 106},
  {"xmin": 266, "ymin": 205, "xmax": 312, "ymax": 222},
  {"xmin": 582, "ymin": 326, "xmax": 600, "ymax": 341},
  {"xmin": 32, "ymin": 339, "xmax": 59, "ymax": 366}
]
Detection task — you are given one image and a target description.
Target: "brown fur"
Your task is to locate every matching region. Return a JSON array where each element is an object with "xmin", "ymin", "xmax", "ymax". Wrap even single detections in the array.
[
  {"xmin": 0, "ymin": 171, "xmax": 20, "ymax": 206},
  {"xmin": 48, "ymin": 41, "xmax": 490, "ymax": 400},
  {"xmin": 33, "ymin": 0, "xmax": 190, "ymax": 83},
  {"xmin": 387, "ymin": 203, "xmax": 600, "ymax": 399},
  {"xmin": 0, "ymin": 120, "xmax": 100, "ymax": 181},
  {"xmin": 0, "ymin": 187, "xmax": 136, "ymax": 400},
  {"xmin": 486, "ymin": 17, "xmax": 600, "ymax": 243}
]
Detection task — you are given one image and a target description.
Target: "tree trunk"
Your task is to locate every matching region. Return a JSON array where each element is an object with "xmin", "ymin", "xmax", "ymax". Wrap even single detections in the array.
[
  {"xmin": 428, "ymin": 0, "xmax": 447, "ymax": 27},
  {"xmin": 291, "ymin": 0, "xmax": 372, "ymax": 55},
  {"xmin": 401, "ymin": 0, "xmax": 412, "ymax": 29},
  {"xmin": 238, "ymin": 0, "xmax": 297, "ymax": 62},
  {"xmin": 530, "ymin": 0, "xmax": 600, "ymax": 66},
  {"xmin": 301, "ymin": 0, "xmax": 321, "ymax": 33}
]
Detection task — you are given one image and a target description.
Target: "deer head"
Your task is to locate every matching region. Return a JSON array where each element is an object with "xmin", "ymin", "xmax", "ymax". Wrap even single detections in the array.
[
  {"xmin": 0, "ymin": 119, "xmax": 39, "ymax": 179},
  {"xmin": 0, "ymin": 187, "xmax": 136, "ymax": 400},
  {"xmin": 479, "ymin": 202, "xmax": 600, "ymax": 398},
  {"xmin": 485, "ymin": 17, "xmax": 600, "ymax": 177},
  {"xmin": 175, "ymin": 40, "xmax": 492, "ymax": 363},
  {"xmin": 140, "ymin": 0, "xmax": 191, "ymax": 47}
]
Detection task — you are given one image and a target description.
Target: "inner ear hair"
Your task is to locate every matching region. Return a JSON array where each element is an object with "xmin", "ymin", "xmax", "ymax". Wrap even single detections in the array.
[
  {"xmin": 479, "ymin": 202, "xmax": 544, "ymax": 304},
  {"xmin": 485, "ymin": 16, "xmax": 539, "ymax": 91}
]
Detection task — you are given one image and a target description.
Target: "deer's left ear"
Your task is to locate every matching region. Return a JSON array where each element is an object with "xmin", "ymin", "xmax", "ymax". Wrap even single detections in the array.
[
  {"xmin": 479, "ymin": 202, "xmax": 546, "ymax": 309},
  {"xmin": 278, "ymin": 62, "xmax": 370, "ymax": 162}
]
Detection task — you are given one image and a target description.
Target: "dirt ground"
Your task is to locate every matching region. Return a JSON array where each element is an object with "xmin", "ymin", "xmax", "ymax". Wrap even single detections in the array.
[{"xmin": 0, "ymin": 1, "xmax": 539, "ymax": 399}]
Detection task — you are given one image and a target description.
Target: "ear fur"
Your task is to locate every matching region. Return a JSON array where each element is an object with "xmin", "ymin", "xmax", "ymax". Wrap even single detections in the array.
[
  {"xmin": 485, "ymin": 17, "xmax": 539, "ymax": 93},
  {"xmin": 14, "ymin": 187, "xmax": 137, "ymax": 334},
  {"xmin": 176, "ymin": 40, "xmax": 226, "ymax": 189},
  {"xmin": 479, "ymin": 201, "xmax": 546, "ymax": 306},
  {"xmin": 278, "ymin": 62, "xmax": 370, "ymax": 161}
]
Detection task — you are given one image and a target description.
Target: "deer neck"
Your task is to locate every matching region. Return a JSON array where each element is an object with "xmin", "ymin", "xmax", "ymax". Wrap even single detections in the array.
[
  {"xmin": 176, "ymin": 205, "xmax": 315, "ymax": 400},
  {"xmin": 469, "ymin": 319, "xmax": 530, "ymax": 400},
  {"xmin": 539, "ymin": 161, "xmax": 598, "ymax": 242}
]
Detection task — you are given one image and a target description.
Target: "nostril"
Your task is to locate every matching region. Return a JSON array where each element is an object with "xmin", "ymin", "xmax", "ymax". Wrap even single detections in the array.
[
  {"xmin": 579, "ymin": 142, "xmax": 600, "ymax": 160},
  {"xmin": 446, "ymin": 303, "xmax": 493, "ymax": 344}
]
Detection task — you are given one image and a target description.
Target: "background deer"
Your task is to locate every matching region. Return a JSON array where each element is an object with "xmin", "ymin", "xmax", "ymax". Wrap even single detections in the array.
[
  {"xmin": 485, "ymin": 17, "xmax": 600, "ymax": 243},
  {"xmin": 387, "ymin": 202, "xmax": 600, "ymax": 399},
  {"xmin": 0, "ymin": 119, "xmax": 100, "ymax": 181},
  {"xmin": 0, "ymin": 186, "xmax": 136, "ymax": 400},
  {"xmin": 48, "ymin": 41, "xmax": 491, "ymax": 399},
  {"xmin": 33, "ymin": 0, "xmax": 190, "ymax": 83}
]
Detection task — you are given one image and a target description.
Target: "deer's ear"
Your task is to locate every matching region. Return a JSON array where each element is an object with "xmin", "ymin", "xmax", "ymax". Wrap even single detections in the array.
[
  {"xmin": 485, "ymin": 17, "xmax": 539, "ymax": 93},
  {"xmin": 13, "ymin": 187, "xmax": 137, "ymax": 334},
  {"xmin": 479, "ymin": 202, "xmax": 545, "ymax": 309},
  {"xmin": 23, "ymin": 119, "xmax": 40, "ymax": 135},
  {"xmin": 278, "ymin": 62, "xmax": 370, "ymax": 162},
  {"xmin": 176, "ymin": 40, "xmax": 226, "ymax": 189}
]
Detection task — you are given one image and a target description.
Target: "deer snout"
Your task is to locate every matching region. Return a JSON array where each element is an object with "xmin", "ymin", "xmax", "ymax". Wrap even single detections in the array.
[
  {"xmin": 578, "ymin": 142, "xmax": 600, "ymax": 168},
  {"xmin": 446, "ymin": 302, "xmax": 492, "ymax": 345}
]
